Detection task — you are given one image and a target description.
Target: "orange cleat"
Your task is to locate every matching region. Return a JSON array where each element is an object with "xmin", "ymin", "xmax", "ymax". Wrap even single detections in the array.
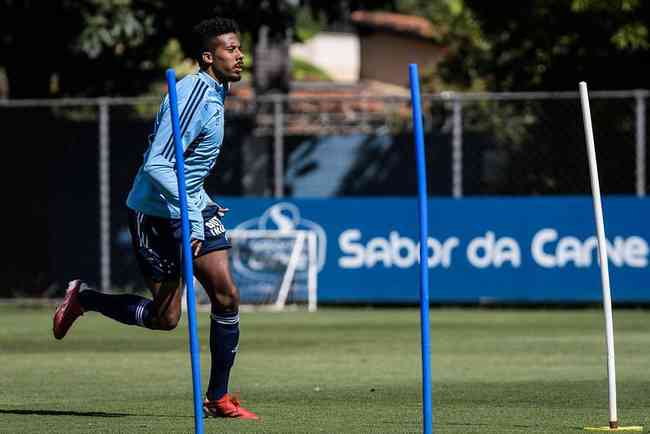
[
  {"xmin": 203, "ymin": 394, "xmax": 259, "ymax": 420},
  {"xmin": 52, "ymin": 279, "xmax": 85, "ymax": 340}
]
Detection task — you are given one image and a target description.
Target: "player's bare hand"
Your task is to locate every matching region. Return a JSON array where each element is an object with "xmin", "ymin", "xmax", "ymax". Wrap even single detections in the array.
[{"xmin": 191, "ymin": 239, "xmax": 203, "ymax": 257}]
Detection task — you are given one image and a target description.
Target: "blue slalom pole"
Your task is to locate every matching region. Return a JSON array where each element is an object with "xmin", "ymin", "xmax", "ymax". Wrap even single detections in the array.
[
  {"xmin": 408, "ymin": 64, "xmax": 433, "ymax": 434},
  {"xmin": 166, "ymin": 68, "xmax": 205, "ymax": 434}
]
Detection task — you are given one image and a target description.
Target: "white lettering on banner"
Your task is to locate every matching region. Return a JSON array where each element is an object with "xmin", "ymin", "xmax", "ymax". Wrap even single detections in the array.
[
  {"xmin": 338, "ymin": 229, "xmax": 459, "ymax": 269},
  {"xmin": 626, "ymin": 237, "xmax": 649, "ymax": 267},
  {"xmin": 338, "ymin": 227, "xmax": 648, "ymax": 270},
  {"xmin": 366, "ymin": 237, "xmax": 391, "ymax": 267},
  {"xmin": 390, "ymin": 231, "xmax": 416, "ymax": 267},
  {"xmin": 531, "ymin": 229, "xmax": 556, "ymax": 267},
  {"xmin": 229, "ymin": 203, "xmax": 649, "ymax": 274},
  {"xmin": 426, "ymin": 236, "xmax": 459, "ymax": 268},
  {"xmin": 531, "ymin": 228, "xmax": 649, "ymax": 268},
  {"xmin": 466, "ymin": 231, "xmax": 521, "ymax": 268},
  {"xmin": 338, "ymin": 229, "xmax": 365, "ymax": 268}
]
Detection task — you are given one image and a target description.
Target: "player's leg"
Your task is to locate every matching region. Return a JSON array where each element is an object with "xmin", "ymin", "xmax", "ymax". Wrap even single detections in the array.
[
  {"xmin": 53, "ymin": 278, "xmax": 163, "ymax": 339},
  {"xmin": 78, "ymin": 209, "xmax": 185, "ymax": 331},
  {"xmin": 195, "ymin": 249, "xmax": 239, "ymax": 400},
  {"xmin": 195, "ymin": 249, "xmax": 257, "ymax": 419},
  {"xmin": 76, "ymin": 277, "xmax": 183, "ymax": 331},
  {"xmin": 193, "ymin": 206, "xmax": 258, "ymax": 419},
  {"xmin": 53, "ymin": 210, "xmax": 184, "ymax": 338}
]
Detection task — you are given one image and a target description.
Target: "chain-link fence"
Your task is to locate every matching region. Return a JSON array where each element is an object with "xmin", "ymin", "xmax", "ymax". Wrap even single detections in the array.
[{"xmin": 0, "ymin": 90, "xmax": 647, "ymax": 294}]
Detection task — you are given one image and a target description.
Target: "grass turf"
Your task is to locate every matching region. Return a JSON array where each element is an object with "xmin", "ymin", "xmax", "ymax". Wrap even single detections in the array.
[{"xmin": 0, "ymin": 304, "xmax": 649, "ymax": 433}]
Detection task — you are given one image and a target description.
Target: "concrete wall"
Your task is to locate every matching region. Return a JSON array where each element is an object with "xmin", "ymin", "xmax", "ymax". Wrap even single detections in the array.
[{"xmin": 358, "ymin": 33, "xmax": 443, "ymax": 87}]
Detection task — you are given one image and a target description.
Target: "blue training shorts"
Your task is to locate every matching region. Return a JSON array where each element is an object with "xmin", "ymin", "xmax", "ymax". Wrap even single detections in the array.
[{"xmin": 127, "ymin": 206, "xmax": 231, "ymax": 282}]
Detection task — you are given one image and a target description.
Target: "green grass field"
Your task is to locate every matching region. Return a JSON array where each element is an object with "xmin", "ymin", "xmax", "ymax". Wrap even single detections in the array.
[{"xmin": 1, "ymin": 304, "xmax": 649, "ymax": 433}]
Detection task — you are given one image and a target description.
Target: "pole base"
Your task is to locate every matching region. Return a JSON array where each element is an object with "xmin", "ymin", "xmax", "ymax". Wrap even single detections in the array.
[{"xmin": 584, "ymin": 427, "xmax": 643, "ymax": 432}]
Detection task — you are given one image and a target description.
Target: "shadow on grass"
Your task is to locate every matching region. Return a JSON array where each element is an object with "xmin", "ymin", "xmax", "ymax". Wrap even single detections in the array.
[
  {"xmin": 0, "ymin": 409, "xmax": 129, "ymax": 417},
  {"xmin": 0, "ymin": 408, "xmax": 195, "ymax": 419}
]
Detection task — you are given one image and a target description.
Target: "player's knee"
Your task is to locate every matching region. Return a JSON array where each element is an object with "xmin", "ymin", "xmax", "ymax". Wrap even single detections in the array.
[
  {"xmin": 227, "ymin": 288, "xmax": 240, "ymax": 310},
  {"xmin": 221, "ymin": 289, "xmax": 240, "ymax": 311},
  {"xmin": 157, "ymin": 311, "xmax": 181, "ymax": 331},
  {"xmin": 212, "ymin": 283, "xmax": 240, "ymax": 311}
]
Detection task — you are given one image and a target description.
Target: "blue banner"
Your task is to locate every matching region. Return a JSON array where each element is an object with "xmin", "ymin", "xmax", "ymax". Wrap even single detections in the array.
[{"xmin": 221, "ymin": 197, "xmax": 650, "ymax": 303}]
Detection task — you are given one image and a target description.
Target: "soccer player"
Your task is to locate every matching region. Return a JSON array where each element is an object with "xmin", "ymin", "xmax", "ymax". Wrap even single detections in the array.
[{"xmin": 52, "ymin": 17, "xmax": 258, "ymax": 420}]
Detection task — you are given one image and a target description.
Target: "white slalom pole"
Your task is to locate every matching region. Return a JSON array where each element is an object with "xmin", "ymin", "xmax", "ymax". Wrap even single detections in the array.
[{"xmin": 579, "ymin": 81, "xmax": 619, "ymax": 429}]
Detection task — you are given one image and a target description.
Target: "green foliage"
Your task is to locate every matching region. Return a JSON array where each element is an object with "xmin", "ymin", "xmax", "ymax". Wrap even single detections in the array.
[
  {"xmin": 393, "ymin": 0, "xmax": 491, "ymax": 91},
  {"xmin": 611, "ymin": 22, "xmax": 649, "ymax": 50},
  {"xmin": 295, "ymin": 6, "xmax": 326, "ymax": 42},
  {"xmin": 2, "ymin": 0, "xmax": 649, "ymax": 96},
  {"xmin": 0, "ymin": 0, "xmax": 399, "ymax": 97},
  {"xmin": 75, "ymin": 0, "xmax": 156, "ymax": 58},
  {"xmin": 292, "ymin": 57, "xmax": 332, "ymax": 81},
  {"xmin": 158, "ymin": 38, "xmax": 185, "ymax": 70},
  {"xmin": 463, "ymin": 0, "xmax": 650, "ymax": 90},
  {"xmin": 571, "ymin": 0, "xmax": 649, "ymax": 50},
  {"xmin": 392, "ymin": 0, "xmax": 650, "ymax": 91},
  {"xmin": 571, "ymin": 0, "xmax": 641, "ymax": 12}
]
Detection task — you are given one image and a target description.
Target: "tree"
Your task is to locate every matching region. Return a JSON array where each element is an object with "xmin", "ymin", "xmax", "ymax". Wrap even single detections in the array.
[
  {"xmin": 0, "ymin": 0, "xmax": 401, "ymax": 98},
  {"xmin": 0, "ymin": 0, "xmax": 175, "ymax": 98},
  {"xmin": 448, "ymin": 0, "xmax": 650, "ymax": 196},
  {"xmin": 462, "ymin": 0, "xmax": 650, "ymax": 90}
]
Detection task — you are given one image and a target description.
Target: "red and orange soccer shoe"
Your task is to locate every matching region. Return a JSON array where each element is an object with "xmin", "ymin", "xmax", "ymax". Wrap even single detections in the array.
[
  {"xmin": 53, "ymin": 279, "xmax": 85, "ymax": 340},
  {"xmin": 203, "ymin": 394, "xmax": 259, "ymax": 420}
]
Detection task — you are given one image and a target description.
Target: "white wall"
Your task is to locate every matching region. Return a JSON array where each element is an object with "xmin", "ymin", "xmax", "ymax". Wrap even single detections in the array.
[{"xmin": 290, "ymin": 32, "xmax": 360, "ymax": 83}]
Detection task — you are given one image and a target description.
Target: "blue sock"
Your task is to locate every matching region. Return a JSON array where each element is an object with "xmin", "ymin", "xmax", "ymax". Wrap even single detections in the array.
[
  {"xmin": 207, "ymin": 310, "xmax": 240, "ymax": 401},
  {"xmin": 79, "ymin": 289, "xmax": 153, "ymax": 328}
]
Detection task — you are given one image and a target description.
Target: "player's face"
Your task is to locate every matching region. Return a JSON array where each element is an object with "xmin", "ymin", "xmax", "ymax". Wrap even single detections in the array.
[{"xmin": 209, "ymin": 33, "xmax": 244, "ymax": 83}]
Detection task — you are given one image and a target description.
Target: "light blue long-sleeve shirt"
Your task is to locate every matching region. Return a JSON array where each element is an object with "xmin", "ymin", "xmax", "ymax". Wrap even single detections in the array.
[{"xmin": 127, "ymin": 70, "xmax": 228, "ymax": 240}]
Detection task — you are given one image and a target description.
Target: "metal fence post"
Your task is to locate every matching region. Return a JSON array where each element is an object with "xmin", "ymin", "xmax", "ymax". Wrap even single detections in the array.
[
  {"xmin": 635, "ymin": 90, "xmax": 647, "ymax": 197},
  {"xmin": 99, "ymin": 99, "xmax": 111, "ymax": 291},
  {"xmin": 452, "ymin": 96, "xmax": 463, "ymax": 198},
  {"xmin": 273, "ymin": 94, "xmax": 284, "ymax": 198}
]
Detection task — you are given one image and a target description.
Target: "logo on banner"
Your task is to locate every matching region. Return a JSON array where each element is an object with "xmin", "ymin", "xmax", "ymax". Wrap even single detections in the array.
[{"xmin": 231, "ymin": 202, "xmax": 327, "ymax": 279}]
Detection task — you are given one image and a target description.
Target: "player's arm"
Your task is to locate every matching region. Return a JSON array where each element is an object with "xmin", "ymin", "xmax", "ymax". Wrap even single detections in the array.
[{"xmin": 142, "ymin": 83, "xmax": 209, "ymax": 240}]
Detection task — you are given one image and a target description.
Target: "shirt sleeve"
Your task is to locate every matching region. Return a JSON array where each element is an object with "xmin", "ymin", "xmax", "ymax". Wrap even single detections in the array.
[{"xmin": 142, "ymin": 79, "xmax": 211, "ymax": 240}]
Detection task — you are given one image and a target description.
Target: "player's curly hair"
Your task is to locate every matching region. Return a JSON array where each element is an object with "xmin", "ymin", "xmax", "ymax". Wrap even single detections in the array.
[{"xmin": 192, "ymin": 17, "xmax": 240, "ymax": 64}]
